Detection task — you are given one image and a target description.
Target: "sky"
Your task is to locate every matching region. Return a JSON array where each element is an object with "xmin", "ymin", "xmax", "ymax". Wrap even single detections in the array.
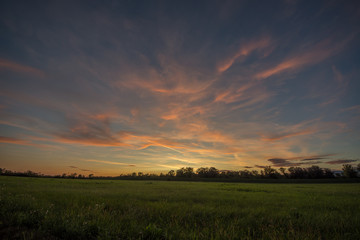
[{"xmin": 0, "ymin": 0, "xmax": 360, "ymax": 176}]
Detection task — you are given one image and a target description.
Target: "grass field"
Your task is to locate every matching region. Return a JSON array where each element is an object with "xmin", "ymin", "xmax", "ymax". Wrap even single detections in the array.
[{"xmin": 0, "ymin": 176, "xmax": 359, "ymax": 239}]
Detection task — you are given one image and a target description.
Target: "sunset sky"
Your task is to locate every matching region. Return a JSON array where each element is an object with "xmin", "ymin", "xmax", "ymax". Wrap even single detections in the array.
[{"xmin": 1, "ymin": 0, "xmax": 359, "ymax": 176}]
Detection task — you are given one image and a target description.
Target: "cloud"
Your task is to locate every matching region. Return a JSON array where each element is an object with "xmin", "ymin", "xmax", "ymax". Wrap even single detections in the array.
[
  {"xmin": 0, "ymin": 58, "xmax": 45, "ymax": 77},
  {"xmin": 54, "ymin": 117, "xmax": 130, "ymax": 147},
  {"xmin": 255, "ymin": 165, "xmax": 267, "ymax": 169},
  {"xmin": 267, "ymin": 154, "xmax": 337, "ymax": 167},
  {"xmin": 267, "ymin": 158, "xmax": 300, "ymax": 167},
  {"xmin": 0, "ymin": 135, "xmax": 60, "ymax": 150},
  {"xmin": 84, "ymin": 159, "xmax": 135, "ymax": 166},
  {"xmin": 325, "ymin": 159, "xmax": 358, "ymax": 165},
  {"xmin": 0, "ymin": 136, "xmax": 31, "ymax": 145},
  {"xmin": 255, "ymin": 36, "xmax": 351, "ymax": 80},
  {"xmin": 302, "ymin": 157, "xmax": 326, "ymax": 161},
  {"xmin": 261, "ymin": 129, "xmax": 314, "ymax": 141},
  {"xmin": 217, "ymin": 37, "xmax": 272, "ymax": 73},
  {"xmin": 300, "ymin": 154, "xmax": 336, "ymax": 161},
  {"xmin": 340, "ymin": 105, "xmax": 360, "ymax": 113},
  {"xmin": 317, "ymin": 65, "xmax": 348, "ymax": 107}
]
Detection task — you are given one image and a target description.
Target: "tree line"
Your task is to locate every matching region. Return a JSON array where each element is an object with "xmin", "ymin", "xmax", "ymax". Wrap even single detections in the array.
[{"xmin": 1, "ymin": 164, "xmax": 359, "ymax": 180}]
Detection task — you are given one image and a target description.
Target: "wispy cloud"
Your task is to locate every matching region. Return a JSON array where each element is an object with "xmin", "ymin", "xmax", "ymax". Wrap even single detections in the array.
[
  {"xmin": 255, "ymin": 36, "xmax": 351, "ymax": 80},
  {"xmin": 325, "ymin": 159, "xmax": 358, "ymax": 165},
  {"xmin": 84, "ymin": 159, "xmax": 135, "ymax": 167},
  {"xmin": 0, "ymin": 58, "xmax": 45, "ymax": 77},
  {"xmin": 68, "ymin": 166, "xmax": 92, "ymax": 172},
  {"xmin": 0, "ymin": 136, "xmax": 31, "ymax": 145},
  {"xmin": 54, "ymin": 117, "xmax": 130, "ymax": 147},
  {"xmin": 217, "ymin": 37, "xmax": 272, "ymax": 73},
  {"xmin": 266, "ymin": 154, "xmax": 337, "ymax": 167},
  {"xmin": 261, "ymin": 129, "xmax": 314, "ymax": 141}
]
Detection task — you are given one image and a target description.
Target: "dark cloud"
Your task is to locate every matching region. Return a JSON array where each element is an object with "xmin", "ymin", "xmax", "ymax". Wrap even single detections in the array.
[
  {"xmin": 56, "ymin": 117, "xmax": 126, "ymax": 147},
  {"xmin": 243, "ymin": 166, "xmax": 253, "ymax": 169},
  {"xmin": 325, "ymin": 159, "xmax": 358, "ymax": 165},
  {"xmin": 300, "ymin": 161, "xmax": 323, "ymax": 165},
  {"xmin": 268, "ymin": 158, "xmax": 287, "ymax": 164},
  {"xmin": 0, "ymin": 136, "xmax": 30, "ymax": 145},
  {"xmin": 267, "ymin": 158, "xmax": 300, "ymax": 167},
  {"xmin": 301, "ymin": 154, "xmax": 336, "ymax": 161},
  {"xmin": 267, "ymin": 154, "xmax": 338, "ymax": 167},
  {"xmin": 255, "ymin": 165, "xmax": 267, "ymax": 169},
  {"xmin": 302, "ymin": 157, "xmax": 326, "ymax": 161}
]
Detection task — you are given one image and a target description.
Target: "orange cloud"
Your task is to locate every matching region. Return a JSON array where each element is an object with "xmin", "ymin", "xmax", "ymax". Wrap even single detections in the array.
[
  {"xmin": 138, "ymin": 138, "xmax": 186, "ymax": 153},
  {"xmin": 161, "ymin": 114, "xmax": 178, "ymax": 120},
  {"xmin": 0, "ymin": 58, "xmax": 45, "ymax": 77},
  {"xmin": 159, "ymin": 104, "xmax": 207, "ymax": 123},
  {"xmin": 255, "ymin": 37, "xmax": 350, "ymax": 80},
  {"xmin": 55, "ymin": 137, "xmax": 129, "ymax": 147},
  {"xmin": 84, "ymin": 159, "xmax": 135, "ymax": 166},
  {"xmin": 318, "ymin": 65, "xmax": 348, "ymax": 107},
  {"xmin": 213, "ymin": 82, "xmax": 272, "ymax": 111},
  {"xmin": 214, "ymin": 83, "xmax": 254, "ymax": 103},
  {"xmin": 261, "ymin": 129, "xmax": 314, "ymax": 141},
  {"xmin": 0, "ymin": 135, "xmax": 60, "ymax": 150},
  {"xmin": 255, "ymin": 58, "xmax": 302, "ymax": 79},
  {"xmin": 53, "ymin": 117, "xmax": 132, "ymax": 147},
  {"xmin": 0, "ymin": 136, "xmax": 31, "ymax": 145},
  {"xmin": 217, "ymin": 37, "xmax": 271, "ymax": 73}
]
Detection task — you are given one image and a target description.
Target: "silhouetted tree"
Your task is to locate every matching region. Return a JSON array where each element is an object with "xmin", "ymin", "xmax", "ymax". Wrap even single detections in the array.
[
  {"xmin": 196, "ymin": 167, "xmax": 208, "ymax": 178},
  {"xmin": 288, "ymin": 167, "xmax": 307, "ymax": 179},
  {"xmin": 307, "ymin": 166, "xmax": 324, "ymax": 179},
  {"xmin": 251, "ymin": 170, "xmax": 259, "ymax": 178},
  {"xmin": 176, "ymin": 167, "xmax": 194, "ymax": 178},
  {"xmin": 262, "ymin": 166, "xmax": 279, "ymax": 178},
  {"xmin": 208, "ymin": 167, "xmax": 219, "ymax": 178},
  {"xmin": 167, "ymin": 170, "xmax": 175, "ymax": 177},
  {"xmin": 323, "ymin": 168, "xmax": 334, "ymax": 178},
  {"xmin": 239, "ymin": 170, "xmax": 252, "ymax": 178},
  {"xmin": 279, "ymin": 167, "xmax": 287, "ymax": 178},
  {"xmin": 69, "ymin": 173, "xmax": 77, "ymax": 178},
  {"xmin": 342, "ymin": 164, "xmax": 357, "ymax": 178}
]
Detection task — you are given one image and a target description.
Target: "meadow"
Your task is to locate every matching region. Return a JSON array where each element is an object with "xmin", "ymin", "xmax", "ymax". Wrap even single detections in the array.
[{"xmin": 0, "ymin": 176, "xmax": 359, "ymax": 240}]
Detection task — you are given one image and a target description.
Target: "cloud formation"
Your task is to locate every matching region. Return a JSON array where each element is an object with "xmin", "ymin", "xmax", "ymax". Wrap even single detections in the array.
[
  {"xmin": 0, "ymin": 59, "xmax": 45, "ymax": 77},
  {"xmin": 0, "ymin": 1, "xmax": 359, "ymax": 175},
  {"xmin": 0, "ymin": 136, "xmax": 31, "ymax": 145},
  {"xmin": 325, "ymin": 159, "xmax": 358, "ymax": 165}
]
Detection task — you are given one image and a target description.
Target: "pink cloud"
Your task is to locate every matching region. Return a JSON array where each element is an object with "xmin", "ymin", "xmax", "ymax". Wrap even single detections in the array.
[
  {"xmin": 255, "ymin": 37, "xmax": 350, "ymax": 80},
  {"xmin": 261, "ymin": 129, "xmax": 314, "ymax": 141},
  {"xmin": 217, "ymin": 37, "xmax": 272, "ymax": 73},
  {"xmin": 0, "ymin": 58, "xmax": 45, "ymax": 77},
  {"xmin": 0, "ymin": 136, "xmax": 31, "ymax": 145}
]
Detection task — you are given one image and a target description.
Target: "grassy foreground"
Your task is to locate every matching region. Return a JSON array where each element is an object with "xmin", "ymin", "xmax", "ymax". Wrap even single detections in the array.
[{"xmin": 0, "ymin": 176, "xmax": 359, "ymax": 239}]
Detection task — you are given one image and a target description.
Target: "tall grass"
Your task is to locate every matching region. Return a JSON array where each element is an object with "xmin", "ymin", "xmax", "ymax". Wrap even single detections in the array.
[{"xmin": 0, "ymin": 176, "xmax": 359, "ymax": 239}]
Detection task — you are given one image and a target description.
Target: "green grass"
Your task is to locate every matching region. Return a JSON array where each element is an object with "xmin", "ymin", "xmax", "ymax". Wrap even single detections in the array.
[{"xmin": 0, "ymin": 176, "xmax": 359, "ymax": 239}]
